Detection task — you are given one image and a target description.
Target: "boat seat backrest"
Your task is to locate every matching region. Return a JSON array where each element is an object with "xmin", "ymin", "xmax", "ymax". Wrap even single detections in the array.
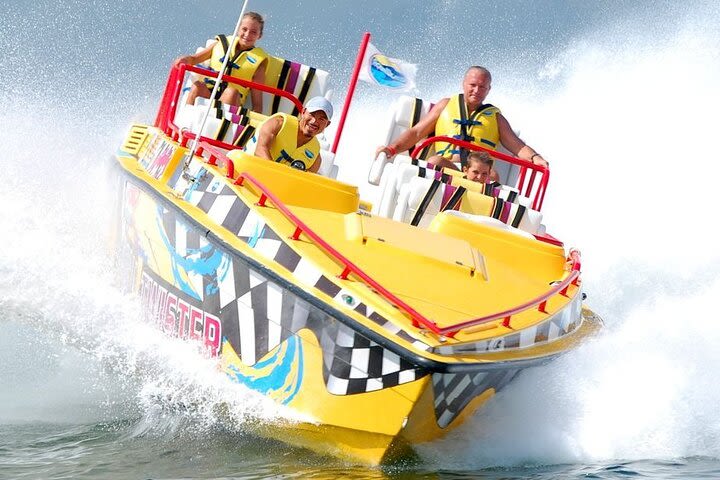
[
  {"xmin": 375, "ymin": 158, "xmax": 446, "ymax": 218},
  {"xmin": 458, "ymin": 190, "xmax": 542, "ymax": 234},
  {"xmin": 175, "ymin": 99, "xmax": 266, "ymax": 149},
  {"xmin": 177, "ymin": 39, "xmax": 330, "ymax": 120},
  {"xmin": 393, "ymin": 176, "xmax": 442, "ymax": 228},
  {"xmin": 393, "ymin": 173, "xmax": 544, "ymax": 234},
  {"xmin": 261, "ymin": 55, "xmax": 330, "ymax": 116},
  {"xmin": 382, "ymin": 95, "xmax": 435, "ymax": 158},
  {"xmin": 379, "ymin": 157, "xmax": 530, "ymax": 219}
]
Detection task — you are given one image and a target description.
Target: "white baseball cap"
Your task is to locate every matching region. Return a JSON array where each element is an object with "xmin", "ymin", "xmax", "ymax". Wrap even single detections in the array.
[{"xmin": 304, "ymin": 96, "xmax": 333, "ymax": 119}]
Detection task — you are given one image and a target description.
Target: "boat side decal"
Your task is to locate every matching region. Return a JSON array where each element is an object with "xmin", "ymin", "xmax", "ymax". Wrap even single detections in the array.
[
  {"xmin": 139, "ymin": 268, "xmax": 222, "ymax": 356},
  {"xmin": 222, "ymin": 335, "xmax": 304, "ymax": 405},
  {"xmin": 432, "ymin": 368, "xmax": 520, "ymax": 428},
  {"xmin": 123, "ymin": 181, "xmax": 429, "ymax": 396},
  {"xmin": 155, "ymin": 211, "xmax": 230, "ymax": 300},
  {"xmin": 140, "ymin": 134, "xmax": 176, "ymax": 179}
]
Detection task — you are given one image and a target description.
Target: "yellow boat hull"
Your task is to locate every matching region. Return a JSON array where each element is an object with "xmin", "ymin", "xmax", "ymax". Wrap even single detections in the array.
[{"xmin": 113, "ymin": 124, "xmax": 602, "ymax": 465}]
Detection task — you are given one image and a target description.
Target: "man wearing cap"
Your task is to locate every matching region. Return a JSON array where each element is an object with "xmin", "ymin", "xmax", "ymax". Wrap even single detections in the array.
[{"xmin": 250, "ymin": 96, "xmax": 333, "ymax": 173}]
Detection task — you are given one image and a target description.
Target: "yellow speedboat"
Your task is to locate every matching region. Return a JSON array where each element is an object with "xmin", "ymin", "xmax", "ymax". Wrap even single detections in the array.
[{"xmin": 114, "ymin": 52, "xmax": 602, "ymax": 465}]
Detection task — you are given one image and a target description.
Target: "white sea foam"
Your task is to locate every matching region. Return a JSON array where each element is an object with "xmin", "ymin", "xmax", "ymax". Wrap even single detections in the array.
[
  {"xmin": 1, "ymin": 0, "xmax": 719, "ymax": 469},
  {"xmin": 413, "ymin": 8, "xmax": 720, "ymax": 468}
]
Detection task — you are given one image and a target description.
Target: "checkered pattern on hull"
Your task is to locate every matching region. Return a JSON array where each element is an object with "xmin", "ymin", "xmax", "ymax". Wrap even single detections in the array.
[
  {"xmin": 320, "ymin": 321, "xmax": 426, "ymax": 395},
  {"xmin": 141, "ymin": 196, "xmax": 308, "ymax": 365},
  {"xmin": 432, "ymin": 368, "xmax": 520, "ymax": 428},
  {"xmin": 127, "ymin": 179, "xmax": 428, "ymax": 394}
]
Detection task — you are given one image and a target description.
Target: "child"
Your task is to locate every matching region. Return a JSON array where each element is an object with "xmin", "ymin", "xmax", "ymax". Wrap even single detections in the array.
[
  {"xmin": 175, "ymin": 12, "xmax": 267, "ymax": 112},
  {"xmin": 462, "ymin": 151, "xmax": 494, "ymax": 183}
]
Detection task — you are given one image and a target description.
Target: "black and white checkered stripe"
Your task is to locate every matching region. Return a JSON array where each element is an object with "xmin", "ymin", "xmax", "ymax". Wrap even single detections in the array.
[
  {"xmin": 159, "ymin": 198, "xmax": 427, "ymax": 388},
  {"xmin": 432, "ymin": 368, "xmax": 520, "ymax": 428},
  {"xmin": 335, "ymin": 289, "xmax": 432, "ymax": 352},
  {"xmin": 320, "ymin": 322, "xmax": 426, "ymax": 395},
  {"xmin": 432, "ymin": 291, "xmax": 584, "ymax": 355}
]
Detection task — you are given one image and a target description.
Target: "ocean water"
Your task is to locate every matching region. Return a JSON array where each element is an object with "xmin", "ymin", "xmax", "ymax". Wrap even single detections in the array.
[{"xmin": 1, "ymin": 0, "xmax": 720, "ymax": 478}]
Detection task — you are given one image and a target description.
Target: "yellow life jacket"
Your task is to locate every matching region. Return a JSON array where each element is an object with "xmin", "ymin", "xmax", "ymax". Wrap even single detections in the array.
[
  {"xmin": 434, "ymin": 94, "xmax": 501, "ymax": 160},
  {"xmin": 248, "ymin": 113, "xmax": 320, "ymax": 171},
  {"xmin": 206, "ymin": 35, "xmax": 267, "ymax": 103}
]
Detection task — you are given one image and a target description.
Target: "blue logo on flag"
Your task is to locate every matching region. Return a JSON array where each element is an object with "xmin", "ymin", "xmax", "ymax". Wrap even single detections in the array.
[{"xmin": 369, "ymin": 54, "xmax": 407, "ymax": 88}]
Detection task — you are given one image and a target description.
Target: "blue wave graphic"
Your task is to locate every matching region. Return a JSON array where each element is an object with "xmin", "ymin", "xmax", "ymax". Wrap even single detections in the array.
[
  {"xmin": 155, "ymin": 209, "xmax": 230, "ymax": 300},
  {"xmin": 225, "ymin": 336, "xmax": 304, "ymax": 405}
]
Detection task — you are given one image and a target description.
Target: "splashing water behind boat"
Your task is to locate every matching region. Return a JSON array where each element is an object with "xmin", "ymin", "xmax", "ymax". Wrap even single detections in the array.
[{"xmin": 1, "ymin": 0, "xmax": 720, "ymax": 476}]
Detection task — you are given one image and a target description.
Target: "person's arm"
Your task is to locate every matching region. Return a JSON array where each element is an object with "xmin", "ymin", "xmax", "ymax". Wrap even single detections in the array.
[
  {"xmin": 174, "ymin": 43, "xmax": 215, "ymax": 67},
  {"xmin": 309, "ymin": 154, "xmax": 322, "ymax": 173},
  {"xmin": 249, "ymin": 59, "xmax": 267, "ymax": 113},
  {"xmin": 254, "ymin": 116, "xmax": 283, "ymax": 161},
  {"xmin": 497, "ymin": 113, "xmax": 548, "ymax": 168},
  {"xmin": 374, "ymin": 98, "xmax": 449, "ymax": 159}
]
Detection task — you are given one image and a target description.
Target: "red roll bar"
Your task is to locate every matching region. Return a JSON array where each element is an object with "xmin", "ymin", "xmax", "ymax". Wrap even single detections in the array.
[
  {"xmin": 155, "ymin": 63, "xmax": 305, "ymax": 150},
  {"xmin": 410, "ymin": 136, "xmax": 550, "ymax": 211}
]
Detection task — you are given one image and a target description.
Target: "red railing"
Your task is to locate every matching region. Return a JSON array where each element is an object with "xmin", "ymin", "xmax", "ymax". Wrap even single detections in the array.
[
  {"xmin": 155, "ymin": 63, "xmax": 304, "ymax": 150},
  {"xmin": 410, "ymin": 136, "xmax": 550, "ymax": 211},
  {"xmin": 193, "ymin": 142, "xmax": 581, "ymax": 338}
]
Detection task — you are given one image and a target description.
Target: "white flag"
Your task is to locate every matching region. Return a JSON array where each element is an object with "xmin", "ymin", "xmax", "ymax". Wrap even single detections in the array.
[{"xmin": 358, "ymin": 42, "xmax": 417, "ymax": 93}]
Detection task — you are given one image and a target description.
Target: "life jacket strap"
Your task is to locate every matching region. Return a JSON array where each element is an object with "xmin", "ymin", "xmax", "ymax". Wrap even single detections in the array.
[{"xmin": 276, "ymin": 149, "xmax": 294, "ymax": 163}]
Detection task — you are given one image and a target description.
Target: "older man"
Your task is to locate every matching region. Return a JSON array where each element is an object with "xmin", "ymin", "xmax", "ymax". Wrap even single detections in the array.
[{"xmin": 375, "ymin": 66, "xmax": 548, "ymax": 171}]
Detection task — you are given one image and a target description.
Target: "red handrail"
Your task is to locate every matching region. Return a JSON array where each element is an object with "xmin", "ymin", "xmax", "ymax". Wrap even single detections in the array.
[
  {"xmin": 191, "ymin": 142, "xmax": 582, "ymax": 338},
  {"xmin": 157, "ymin": 64, "xmax": 305, "ymax": 149},
  {"xmin": 154, "ymin": 66, "xmax": 182, "ymax": 129},
  {"xmin": 410, "ymin": 136, "xmax": 550, "ymax": 211},
  {"xmin": 436, "ymin": 270, "xmax": 580, "ymax": 335}
]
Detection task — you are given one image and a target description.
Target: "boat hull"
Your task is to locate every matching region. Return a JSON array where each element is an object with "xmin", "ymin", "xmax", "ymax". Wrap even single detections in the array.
[{"xmin": 113, "ymin": 125, "xmax": 602, "ymax": 464}]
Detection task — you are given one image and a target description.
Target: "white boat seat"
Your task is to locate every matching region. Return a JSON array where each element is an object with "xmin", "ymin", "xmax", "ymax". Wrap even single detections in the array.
[
  {"xmin": 392, "ymin": 171, "xmax": 544, "ymax": 235},
  {"xmin": 175, "ymin": 42, "xmax": 331, "ymax": 132},
  {"xmin": 375, "ymin": 156, "xmax": 442, "ymax": 217},
  {"xmin": 380, "ymin": 159, "xmax": 532, "ymax": 224},
  {"xmin": 381, "ymin": 95, "xmax": 435, "ymax": 158},
  {"xmin": 368, "ymin": 95, "xmax": 435, "ymax": 186}
]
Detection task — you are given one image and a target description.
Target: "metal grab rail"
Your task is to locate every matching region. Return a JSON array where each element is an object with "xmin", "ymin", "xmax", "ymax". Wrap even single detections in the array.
[
  {"xmin": 435, "ymin": 270, "xmax": 580, "ymax": 335},
  {"xmin": 156, "ymin": 63, "xmax": 305, "ymax": 147},
  {"xmin": 191, "ymin": 141, "xmax": 582, "ymax": 338},
  {"xmin": 410, "ymin": 136, "xmax": 550, "ymax": 211}
]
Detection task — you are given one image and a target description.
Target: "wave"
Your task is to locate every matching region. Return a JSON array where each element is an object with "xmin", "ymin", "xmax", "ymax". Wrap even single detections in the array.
[{"xmin": 1, "ymin": 0, "xmax": 719, "ymax": 468}]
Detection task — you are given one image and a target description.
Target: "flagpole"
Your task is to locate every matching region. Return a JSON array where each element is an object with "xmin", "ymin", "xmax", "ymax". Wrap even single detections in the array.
[{"xmin": 330, "ymin": 32, "xmax": 371, "ymax": 154}]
